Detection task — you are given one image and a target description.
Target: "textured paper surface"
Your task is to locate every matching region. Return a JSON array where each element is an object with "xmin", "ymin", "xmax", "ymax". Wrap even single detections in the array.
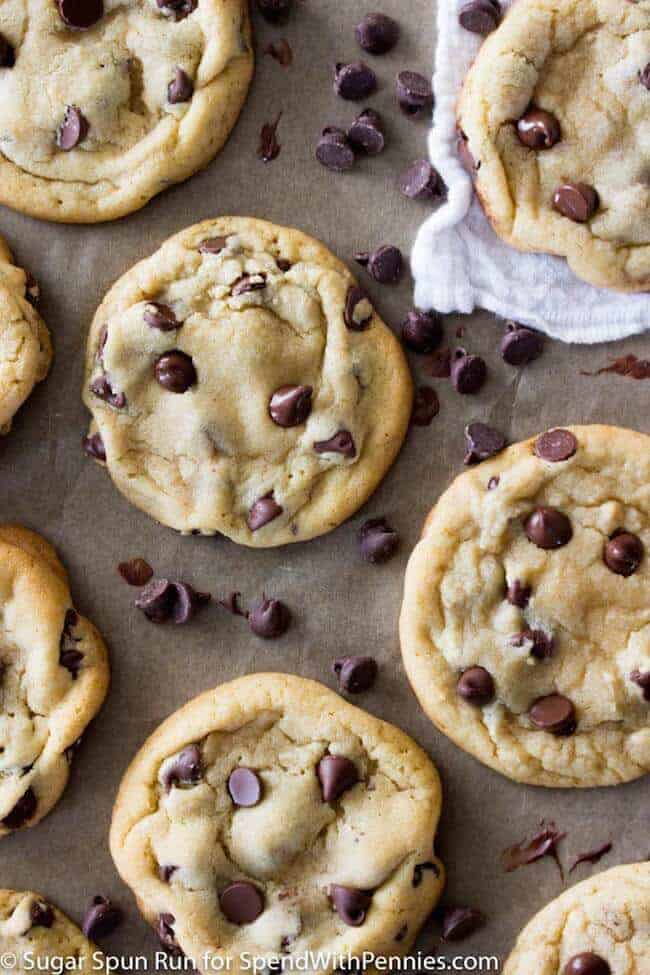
[{"xmin": 1, "ymin": 1, "xmax": 649, "ymax": 969}]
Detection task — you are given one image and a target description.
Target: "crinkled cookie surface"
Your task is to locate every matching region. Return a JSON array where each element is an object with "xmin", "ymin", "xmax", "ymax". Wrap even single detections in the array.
[
  {"xmin": 0, "ymin": 0, "xmax": 253, "ymax": 223},
  {"xmin": 503, "ymin": 862, "xmax": 650, "ymax": 974},
  {"xmin": 0, "ymin": 237, "xmax": 51, "ymax": 434},
  {"xmin": 458, "ymin": 0, "xmax": 650, "ymax": 292},
  {"xmin": 83, "ymin": 217, "xmax": 413, "ymax": 547},
  {"xmin": 0, "ymin": 526, "xmax": 110, "ymax": 836},
  {"xmin": 110, "ymin": 674, "xmax": 444, "ymax": 975},
  {"xmin": 400, "ymin": 425, "xmax": 650, "ymax": 788}
]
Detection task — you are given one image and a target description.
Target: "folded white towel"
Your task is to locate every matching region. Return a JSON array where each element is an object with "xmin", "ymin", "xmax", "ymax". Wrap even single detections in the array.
[{"xmin": 411, "ymin": 0, "xmax": 650, "ymax": 344}]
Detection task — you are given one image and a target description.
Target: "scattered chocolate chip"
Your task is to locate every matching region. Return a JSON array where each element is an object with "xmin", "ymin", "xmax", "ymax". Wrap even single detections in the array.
[
  {"xmin": 464, "ymin": 422, "xmax": 506, "ymax": 464},
  {"xmin": 585, "ymin": 354, "xmax": 650, "ymax": 380},
  {"xmin": 552, "ymin": 183, "xmax": 599, "ymax": 223},
  {"xmin": 502, "ymin": 822, "xmax": 565, "ymax": 875},
  {"xmin": 398, "ymin": 159, "xmax": 443, "ymax": 200},
  {"xmin": 402, "ymin": 310, "xmax": 443, "ymax": 353},
  {"xmin": 167, "ymin": 67, "xmax": 193, "ymax": 104},
  {"xmin": 534, "ymin": 429, "xmax": 578, "ymax": 462},
  {"xmin": 347, "ymin": 109, "xmax": 385, "ymax": 155},
  {"xmin": 344, "ymin": 285, "xmax": 373, "ymax": 329},
  {"xmin": 563, "ymin": 954, "xmax": 611, "ymax": 975},
  {"xmin": 500, "ymin": 323, "xmax": 544, "ymax": 366},
  {"xmin": 569, "ymin": 842, "xmax": 612, "ymax": 874},
  {"xmin": 411, "ymin": 386, "xmax": 440, "ymax": 426},
  {"xmin": 82, "ymin": 432, "xmax": 106, "ymax": 461},
  {"xmin": 396, "ymin": 70, "xmax": 433, "ymax": 117},
  {"xmin": 441, "ymin": 907, "xmax": 485, "ymax": 942},
  {"xmin": 154, "ymin": 351, "xmax": 197, "ymax": 393},
  {"xmin": 60, "ymin": 648, "xmax": 84, "ymax": 678},
  {"xmin": 604, "ymin": 532, "xmax": 644, "ymax": 577},
  {"xmin": 313, "ymin": 430, "xmax": 356, "ymax": 457},
  {"xmin": 487, "ymin": 475, "xmax": 499, "ymax": 490},
  {"xmin": 276, "ymin": 258, "xmax": 292, "ymax": 272},
  {"xmin": 269, "ymin": 385, "xmax": 313, "ymax": 427},
  {"xmin": 248, "ymin": 494, "xmax": 283, "ymax": 531},
  {"xmin": 640, "ymin": 63, "xmax": 650, "ymax": 90},
  {"xmin": 57, "ymin": 0, "xmax": 103, "ymax": 29},
  {"xmin": 451, "ymin": 350, "xmax": 487, "ymax": 394},
  {"xmin": 217, "ymin": 592, "xmax": 247, "ymax": 617},
  {"xmin": 529, "ymin": 694, "xmax": 576, "ymax": 735},
  {"xmin": 118, "ymin": 558, "xmax": 154, "ymax": 587},
  {"xmin": 516, "ymin": 108, "xmax": 561, "ymax": 149},
  {"xmin": 30, "ymin": 901, "xmax": 54, "ymax": 928},
  {"xmin": 506, "ymin": 580, "xmax": 531, "ymax": 608},
  {"xmin": 228, "ymin": 767, "xmax": 263, "ymax": 807},
  {"xmin": 524, "ymin": 506, "xmax": 572, "ymax": 550},
  {"xmin": 249, "ymin": 596, "xmax": 291, "ymax": 638},
  {"xmin": 258, "ymin": 114, "xmax": 282, "ymax": 162},
  {"xmin": 412, "ymin": 861, "xmax": 440, "ymax": 887},
  {"xmin": 458, "ymin": 0, "xmax": 500, "ymax": 34},
  {"xmin": 161, "ymin": 745, "xmax": 202, "ymax": 791},
  {"xmin": 159, "ymin": 865, "xmax": 178, "ymax": 883},
  {"xmin": 2, "ymin": 787, "xmax": 37, "ymax": 829},
  {"xmin": 358, "ymin": 517, "xmax": 399, "ymax": 563},
  {"xmin": 317, "ymin": 754, "xmax": 358, "ymax": 802},
  {"xmin": 265, "ymin": 38, "xmax": 293, "ymax": 67},
  {"xmin": 355, "ymin": 12, "xmax": 399, "ymax": 54},
  {"xmin": 456, "ymin": 666, "xmax": 494, "ymax": 705},
  {"xmin": 157, "ymin": 914, "xmax": 183, "ymax": 955},
  {"xmin": 334, "ymin": 61, "xmax": 377, "ymax": 100},
  {"xmin": 220, "ymin": 882, "xmax": 264, "ymax": 925},
  {"xmin": 430, "ymin": 347, "xmax": 452, "ymax": 378},
  {"xmin": 511, "ymin": 629, "xmax": 555, "ymax": 661},
  {"xmin": 329, "ymin": 886, "xmax": 372, "ymax": 927},
  {"xmin": 199, "ymin": 236, "xmax": 228, "ymax": 255},
  {"xmin": 56, "ymin": 105, "xmax": 89, "ymax": 151},
  {"xmin": 0, "ymin": 34, "xmax": 15, "ymax": 68},
  {"xmin": 144, "ymin": 302, "xmax": 179, "ymax": 331},
  {"xmin": 333, "ymin": 656, "xmax": 378, "ymax": 693},
  {"xmin": 316, "ymin": 127, "xmax": 356, "ymax": 172},
  {"xmin": 357, "ymin": 244, "xmax": 403, "ymax": 284},
  {"xmin": 231, "ymin": 273, "xmax": 267, "ymax": 296},
  {"xmin": 82, "ymin": 897, "xmax": 122, "ymax": 940},
  {"xmin": 24, "ymin": 271, "xmax": 40, "ymax": 305},
  {"xmin": 135, "ymin": 579, "xmax": 210, "ymax": 624},
  {"xmin": 256, "ymin": 0, "xmax": 292, "ymax": 23},
  {"xmin": 90, "ymin": 375, "xmax": 126, "ymax": 409},
  {"xmin": 63, "ymin": 608, "xmax": 79, "ymax": 636},
  {"xmin": 631, "ymin": 670, "xmax": 650, "ymax": 701}
]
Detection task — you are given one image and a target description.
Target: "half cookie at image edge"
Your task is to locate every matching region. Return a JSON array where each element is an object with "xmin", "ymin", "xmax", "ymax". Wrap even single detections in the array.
[
  {"xmin": 400, "ymin": 425, "xmax": 650, "ymax": 788},
  {"xmin": 83, "ymin": 217, "xmax": 413, "ymax": 547},
  {"xmin": 503, "ymin": 862, "xmax": 650, "ymax": 974},
  {"xmin": 0, "ymin": 236, "xmax": 51, "ymax": 434},
  {"xmin": 0, "ymin": 526, "xmax": 110, "ymax": 836},
  {"xmin": 458, "ymin": 0, "xmax": 650, "ymax": 292},
  {"xmin": 0, "ymin": 890, "xmax": 110, "ymax": 974},
  {"xmin": 109, "ymin": 673, "xmax": 444, "ymax": 973},
  {"xmin": 0, "ymin": 0, "xmax": 253, "ymax": 223}
]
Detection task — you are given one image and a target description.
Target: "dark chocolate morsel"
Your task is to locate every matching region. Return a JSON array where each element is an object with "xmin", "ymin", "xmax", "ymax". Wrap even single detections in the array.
[
  {"xmin": 168, "ymin": 67, "xmax": 194, "ymax": 104},
  {"xmin": 199, "ymin": 236, "xmax": 228, "ymax": 255},
  {"xmin": 57, "ymin": 0, "xmax": 103, "ymax": 29},
  {"xmin": 457, "ymin": 667, "xmax": 494, "ymax": 705},
  {"xmin": 344, "ymin": 286, "xmax": 373, "ymax": 330},
  {"xmin": 90, "ymin": 375, "xmax": 126, "ymax": 409},
  {"xmin": 82, "ymin": 896, "xmax": 123, "ymax": 940},
  {"xmin": 463, "ymin": 422, "xmax": 506, "ymax": 464},
  {"xmin": 317, "ymin": 754, "xmax": 359, "ymax": 802},
  {"xmin": 412, "ymin": 861, "xmax": 440, "ymax": 887},
  {"xmin": 398, "ymin": 160, "xmax": 443, "ymax": 200},
  {"xmin": 511, "ymin": 629, "xmax": 555, "ymax": 661},
  {"xmin": 534, "ymin": 429, "xmax": 578, "ymax": 462},
  {"xmin": 347, "ymin": 109, "xmax": 385, "ymax": 155},
  {"xmin": 506, "ymin": 580, "xmax": 531, "ymax": 608},
  {"xmin": 247, "ymin": 494, "xmax": 283, "ymax": 532},
  {"xmin": 410, "ymin": 386, "xmax": 440, "ymax": 426},
  {"xmin": 2, "ymin": 787, "xmax": 37, "ymax": 829},
  {"xmin": 118, "ymin": 558, "xmax": 154, "ymax": 587},
  {"xmin": 604, "ymin": 532, "xmax": 644, "ymax": 577},
  {"xmin": 269, "ymin": 385, "xmax": 313, "ymax": 427},
  {"xmin": 552, "ymin": 183, "xmax": 599, "ymax": 223},
  {"xmin": 529, "ymin": 694, "xmax": 576, "ymax": 735},
  {"xmin": 256, "ymin": 0, "xmax": 292, "ymax": 23},
  {"xmin": 334, "ymin": 61, "xmax": 377, "ymax": 100},
  {"xmin": 157, "ymin": 914, "xmax": 183, "ymax": 955},
  {"xmin": 154, "ymin": 351, "xmax": 197, "ymax": 393},
  {"xmin": 60, "ymin": 648, "xmax": 84, "ymax": 678},
  {"xmin": 333, "ymin": 656, "xmax": 378, "ymax": 693},
  {"xmin": 358, "ymin": 518, "xmax": 399, "ymax": 564},
  {"xmin": 640, "ymin": 63, "xmax": 650, "ymax": 90},
  {"xmin": 524, "ymin": 507, "xmax": 572, "ymax": 550},
  {"xmin": 451, "ymin": 351, "xmax": 487, "ymax": 394},
  {"xmin": 228, "ymin": 767, "xmax": 263, "ymax": 807},
  {"xmin": 231, "ymin": 273, "xmax": 267, "ymax": 296},
  {"xmin": 396, "ymin": 71, "xmax": 433, "ymax": 117},
  {"xmin": 500, "ymin": 323, "xmax": 544, "ymax": 366},
  {"xmin": 161, "ymin": 744, "xmax": 202, "ymax": 791},
  {"xmin": 159, "ymin": 865, "xmax": 178, "ymax": 883},
  {"xmin": 458, "ymin": 0, "xmax": 500, "ymax": 35},
  {"xmin": 0, "ymin": 34, "xmax": 15, "ymax": 68},
  {"xmin": 313, "ymin": 430, "xmax": 356, "ymax": 458},
  {"xmin": 516, "ymin": 108, "xmax": 561, "ymax": 150},
  {"xmin": 56, "ymin": 106, "xmax": 89, "ymax": 151},
  {"xmin": 329, "ymin": 885, "xmax": 372, "ymax": 927},
  {"xmin": 135, "ymin": 578, "xmax": 209, "ymax": 624},
  {"xmin": 144, "ymin": 302, "xmax": 180, "ymax": 331},
  {"xmin": 441, "ymin": 906, "xmax": 486, "ymax": 941},
  {"xmin": 29, "ymin": 901, "xmax": 54, "ymax": 928},
  {"xmin": 82, "ymin": 432, "xmax": 106, "ymax": 461},
  {"xmin": 355, "ymin": 12, "xmax": 399, "ymax": 54},
  {"xmin": 631, "ymin": 670, "xmax": 650, "ymax": 701},
  {"xmin": 563, "ymin": 954, "xmax": 611, "ymax": 975},
  {"xmin": 248, "ymin": 596, "xmax": 291, "ymax": 638},
  {"xmin": 219, "ymin": 882, "xmax": 265, "ymax": 925},
  {"xmin": 316, "ymin": 128, "xmax": 355, "ymax": 172},
  {"xmin": 361, "ymin": 244, "xmax": 403, "ymax": 284},
  {"xmin": 402, "ymin": 309, "xmax": 443, "ymax": 354}
]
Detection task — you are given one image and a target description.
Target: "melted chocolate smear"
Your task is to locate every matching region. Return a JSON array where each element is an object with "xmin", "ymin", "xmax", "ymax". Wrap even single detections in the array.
[
  {"xmin": 569, "ymin": 841, "xmax": 612, "ymax": 874},
  {"xmin": 265, "ymin": 38, "xmax": 293, "ymax": 67},
  {"xmin": 583, "ymin": 355, "xmax": 650, "ymax": 380},
  {"xmin": 218, "ymin": 592, "xmax": 248, "ymax": 618},
  {"xmin": 429, "ymin": 348, "xmax": 452, "ymax": 378},
  {"xmin": 502, "ymin": 822, "xmax": 566, "ymax": 878},
  {"xmin": 410, "ymin": 387, "xmax": 440, "ymax": 426},
  {"xmin": 258, "ymin": 113, "xmax": 282, "ymax": 162}
]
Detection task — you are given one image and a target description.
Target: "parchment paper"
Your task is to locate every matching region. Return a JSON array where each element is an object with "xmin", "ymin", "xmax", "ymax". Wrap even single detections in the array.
[{"xmin": 2, "ymin": 1, "xmax": 649, "ymax": 970}]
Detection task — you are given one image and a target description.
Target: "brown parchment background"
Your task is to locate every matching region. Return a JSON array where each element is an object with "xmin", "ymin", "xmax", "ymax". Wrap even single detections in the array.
[{"xmin": 2, "ymin": 0, "xmax": 649, "ymax": 969}]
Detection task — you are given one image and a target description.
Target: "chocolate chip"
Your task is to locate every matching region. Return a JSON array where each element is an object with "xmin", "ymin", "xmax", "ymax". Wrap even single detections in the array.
[
  {"xmin": 487, "ymin": 475, "xmax": 499, "ymax": 490},
  {"xmin": 344, "ymin": 286, "xmax": 373, "ymax": 330},
  {"xmin": 506, "ymin": 580, "xmax": 531, "ymax": 608},
  {"xmin": 0, "ymin": 34, "xmax": 15, "ymax": 68},
  {"xmin": 228, "ymin": 767, "xmax": 263, "ymax": 807},
  {"xmin": 355, "ymin": 12, "xmax": 399, "ymax": 54},
  {"xmin": 552, "ymin": 183, "xmax": 599, "ymax": 223},
  {"xmin": 329, "ymin": 886, "xmax": 372, "ymax": 927},
  {"xmin": 604, "ymin": 532, "xmax": 644, "ymax": 577},
  {"xmin": 451, "ymin": 350, "xmax": 487, "ymax": 394},
  {"xmin": 82, "ymin": 897, "xmax": 122, "ymax": 940},
  {"xmin": 402, "ymin": 310, "xmax": 443, "ymax": 353},
  {"xmin": 219, "ymin": 882, "xmax": 265, "ymax": 925},
  {"xmin": 640, "ymin": 64, "xmax": 650, "ymax": 90},
  {"xmin": 500, "ymin": 323, "xmax": 544, "ymax": 366},
  {"xmin": 24, "ymin": 272, "xmax": 40, "ymax": 305},
  {"xmin": 333, "ymin": 656, "xmax": 378, "ymax": 693},
  {"xmin": 57, "ymin": 0, "xmax": 103, "ymax": 29},
  {"xmin": 258, "ymin": 114, "xmax": 282, "ymax": 163},
  {"xmin": 358, "ymin": 518, "xmax": 399, "ymax": 563},
  {"xmin": 154, "ymin": 351, "xmax": 196, "ymax": 393},
  {"xmin": 334, "ymin": 61, "xmax": 377, "ymax": 100},
  {"xmin": 56, "ymin": 106, "xmax": 89, "ymax": 150},
  {"xmin": 563, "ymin": 954, "xmax": 611, "ymax": 975},
  {"xmin": 168, "ymin": 67, "xmax": 193, "ymax": 104},
  {"xmin": 144, "ymin": 302, "xmax": 180, "ymax": 331},
  {"xmin": 458, "ymin": 0, "xmax": 500, "ymax": 35},
  {"xmin": 398, "ymin": 160, "xmax": 443, "ymax": 200},
  {"xmin": 412, "ymin": 862, "xmax": 439, "ymax": 887},
  {"xmin": 135, "ymin": 579, "xmax": 210, "ymax": 624},
  {"xmin": 313, "ymin": 430, "xmax": 356, "ymax": 457},
  {"xmin": 276, "ymin": 258, "xmax": 292, "ymax": 272},
  {"xmin": 159, "ymin": 865, "xmax": 178, "ymax": 883},
  {"xmin": 248, "ymin": 494, "xmax": 283, "ymax": 531},
  {"xmin": 82, "ymin": 432, "xmax": 106, "ymax": 461},
  {"xmin": 317, "ymin": 755, "xmax": 358, "ymax": 801},
  {"xmin": 269, "ymin": 385, "xmax": 313, "ymax": 427},
  {"xmin": 441, "ymin": 907, "xmax": 485, "ymax": 941},
  {"xmin": 2, "ymin": 787, "xmax": 37, "ymax": 829},
  {"xmin": 502, "ymin": 823, "xmax": 565, "ymax": 873},
  {"xmin": 30, "ymin": 902, "xmax": 54, "ymax": 929},
  {"xmin": 90, "ymin": 375, "xmax": 126, "ymax": 409},
  {"xmin": 534, "ymin": 428, "xmax": 578, "ymax": 463},
  {"xmin": 231, "ymin": 273, "xmax": 267, "ymax": 296},
  {"xmin": 347, "ymin": 109, "xmax": 385, "ymax": 155},
  {"xmin": 511, "ymin": 629, "xmax": 555, "ymax": 660},
  {"xmin": 358, "ymin": 244, "xmax": 403, "ymax": 284},
  {"xmin": 569, "ymin": 842, "xmax": 613, "ymax": 874},
  {"xmin": 256, "ymin": 0, "xmax": 292, "ymax": 23},
  {"xmin": 249, "ymin": 596, "xmax": 291, "ymax": 638},
  {"xmin": 456, "ymin": 667, "xmax": 495, "ymax": 705},
  {"xmin": 157, "ymin": 914, "xmax": 182, "ymax": 955},
  {"xmin": 217, "ymin": 591, "xmax": 247, "ymax": 617},
  {"xmin": 118, "ymin": 558, "xmax": 154, "ymax": 587},
  {"xmin": 524, "ymin": 507, "xmax": 572, "ymax": 550},
  {"xmin": 529, "ymin": 694, "xmax": 576, "ymax": 735},
  {"xmin": 60, "ymin": 648, "xmax": 83, "ymax": 678},
  {"xmin": 464, "ymin": 422, "xmax": 506, "ymax": 464},
  {"xmin": 411, "ymin": 387, "xmax": 440, "ymax": 426},
  {"xmin": 516, "ymin": 108, "xmax": 561, "ymax": 150},
  {"xmin": 631, "ymin": 670, "xmax": 650, "ymax": 701},
  {"xmin": 199, "ymin": 236, "xmax": 228, "ymax": 255},
  {"xmin": 396, "ymin": 71, "xmax": 433, "ymax": 117},
  {"xmin": 161, "ymin": 745, "xmax": 202, "ymax": 791},
  {"xmin": 316, "ymin": 128, "xmax": 356, "ymax": 172}
]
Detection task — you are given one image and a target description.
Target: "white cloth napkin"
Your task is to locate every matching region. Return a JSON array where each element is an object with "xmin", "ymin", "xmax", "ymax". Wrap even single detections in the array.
[{"xmin": 411, "ymin": 0, "xmax": 650, "ymax": 343}]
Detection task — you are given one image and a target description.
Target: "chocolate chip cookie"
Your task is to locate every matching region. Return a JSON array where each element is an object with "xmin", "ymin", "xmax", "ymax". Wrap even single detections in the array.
[
  {"xmin": 83, "ymin": 218, "xmax": 413, "ymax": 546},
  {"xmin": 0, "ymin": 0, "xmax": 253, "ymax": 223},
  {"xmin": 503, "ymin": 862, "xmax": 650, "ymax": 974},
  {"xmin": 110, "ymin": 674, "xmax": 444, "ymax": 971},
  {"xmin": 0, "ymin": 237, "xmax": 51, "ymax": 434},
  {"xmin": 0, "ymin": 526, "xmax": 110, "ymax": 836},
  {"xmin": 400, "ymin": 425, "xmax": 650, "ymax": 787},
  {"xmin": 0, "ymin": 889, "xmax": 109, "ymax": 972},
  {"xmin": 458, "ymin": 0, "xmax": 650, "ymax": 292}
]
